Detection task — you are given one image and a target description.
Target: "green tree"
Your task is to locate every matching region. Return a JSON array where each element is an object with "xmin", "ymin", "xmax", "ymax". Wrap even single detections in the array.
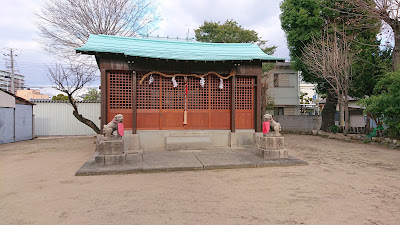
[
  {"xmin": 280, "ymin": 0, "xmax": 388, "ymax": 132},
  {"xmin": 300, "ymin": 92, "xmax": 312, "ymax": 104},
  {"xmin": 195, "ymin": 20, "xmax": 277, "ymax": 55},
  {"xmin": 350, "ymin": 41, "xmax": 392, "ymax": 98},
  {"xmin": 360, "ymin": 71, "xmax": 400, "ymax": 138},
  {"xmin": 82, "ymin": 88, "xmax": 101, "ymax": 101},
  {"xmin": 280, "ymin": 0, "xmax": 334, "ymax": 131},
  {"xmin": 52, "ymin": 93, "xmax": 69, "ymax": 101}
]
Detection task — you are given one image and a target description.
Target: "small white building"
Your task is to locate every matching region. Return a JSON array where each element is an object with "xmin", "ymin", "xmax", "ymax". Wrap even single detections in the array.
[
  {"xmin": 299, "ymin": 80, "xmax": 321, "ymax": 115},
  {"xmin": 266, "ymin": 62, "xmax": 300, "ymax": 115},
  {"xmin": 0, "ymin": 89, "xmax": 34, "ymax": 144}
]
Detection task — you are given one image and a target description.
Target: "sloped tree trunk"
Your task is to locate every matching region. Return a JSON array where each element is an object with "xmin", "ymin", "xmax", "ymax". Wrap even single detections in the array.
[
  {"xmin": 72, "ymin": 110, "xmax": 101, "ymax": 134},
  {"xmin": 321, "ymin": 92, "xmax": 337, "ymax": 132},
  {"xmin": 68, "ymin": 94, "xmax": 100, "ymax": 134}
]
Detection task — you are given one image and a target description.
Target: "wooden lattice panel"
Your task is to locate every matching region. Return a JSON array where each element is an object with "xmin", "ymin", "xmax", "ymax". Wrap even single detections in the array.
[
  {"xmin": 235, "ymin": 77, "xmax": 254, "ymax": 110},
  {"xmin": 135, "ymin": 72, "xmax": 253, "ymax": 130},
  {"xmin": 108, "ymin": 71, "xmax": 132, "ymax": 109},
  {"xmin": 137, "ymin": 72, "xmax": 160, "ymax": 109},
  {"xmin": 162, "ymin": 75, "xmax": 185, "ymax": 109},
  {"xmin": 188, "ymin": 76, "xmax": 208, "ymax": 110},
  {"xmin": 211, "ymin": 76, "xmax": 231, "ymax": 109}
]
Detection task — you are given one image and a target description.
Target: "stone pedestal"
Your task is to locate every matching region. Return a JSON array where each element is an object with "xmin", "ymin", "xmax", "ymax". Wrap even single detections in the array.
[
  {"xmin": 95, "ymin": 138, "xmax": 126, "ymax": 165},
  {"xmin": 256, "ymin": 134, "xmax": 288, "ymax": 159},
  {"xmin": 98, "ymin": 139, "xmax": 124, "ymax": 155}
]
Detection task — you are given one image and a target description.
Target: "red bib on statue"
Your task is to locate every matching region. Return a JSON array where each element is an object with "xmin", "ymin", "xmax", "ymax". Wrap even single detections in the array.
[
  {"xmin": 263, "ymin": 121, "xmax": 270, "ymax": 134},
  {"xmin": 118, "ymin": 123, "xmax": 124, "ymax": 136}
]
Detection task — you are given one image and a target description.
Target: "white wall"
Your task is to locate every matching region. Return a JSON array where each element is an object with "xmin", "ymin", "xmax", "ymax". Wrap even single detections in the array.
[
  {"xmin": 33, "ymin": 102, "xmax": 100, "ymax": 136},
  {"xmin": 299, "ymin": 82, "xmax": 317, "ymax": 99},
  {"xmin": 350, "ymin": 114, "xmax": 365, "ymax": 127},
  {"xmin": 266, "ymin": 63, "xmax": 300, "ymax": 115},
  {"xmin": 268, "ymin": 65, "xmax": 299, "ymax": 106}
]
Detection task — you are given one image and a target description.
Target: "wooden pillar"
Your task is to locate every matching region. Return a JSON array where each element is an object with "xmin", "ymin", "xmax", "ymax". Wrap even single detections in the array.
[
  {"xmin": 100, "ymin": 68, "xmax": 107, "ymax": 133},
  {"xmin": 256, "ymin": 73, "xmax": 262, "ymax": 132},
  {"xmin": 231, "ymin": 76, "xmax": 236, "ymax": 132},
  {"xmin": 132, "ymin": 71, "xmax": 137, "ymax": 134}
]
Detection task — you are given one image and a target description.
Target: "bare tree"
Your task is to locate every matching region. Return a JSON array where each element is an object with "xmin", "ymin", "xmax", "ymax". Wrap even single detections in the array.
[
  {"xmin": 36, "ymin": 0, "xmax": 159, "ymax": 133},
  {"xmin": 35, "ymin": 0, "xmax": 159, "ymax": 56},
  {"xmin": 340, "ymin": 0, "xmax": 400, "ymax": 70},
  {"xmin": 301, "ymin": 27, "xmax": 354, "ymax": 135},
  {"xmin": 261, "ymin": 69, "xmax": 276, "ymax": 117},
  {"xmin": 48, "ymin": 63, "xmax": 100, "ymax": 134}
]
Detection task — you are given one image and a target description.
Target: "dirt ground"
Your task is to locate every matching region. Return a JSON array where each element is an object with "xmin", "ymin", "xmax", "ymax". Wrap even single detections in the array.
[{"xmin": 1, "ymin": 134, "xmax": 399, "ymax": 225}]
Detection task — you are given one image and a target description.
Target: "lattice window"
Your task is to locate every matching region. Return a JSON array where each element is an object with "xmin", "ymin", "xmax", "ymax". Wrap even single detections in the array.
[
  {"xmin": 162, "ymin": 75, "xmax": 185, "ymax": 109},
  {"xmin": 235, "ymin": 77, "xmax": 254, "ymax": 110},
  {"xmin": 211, "ymin": 76, "xmax": 231, "ymax": 109},
  {"xmin": 188, "ymin": 76, "xmax": 208, "ymax": 109},
  {"xmin": 136, "ymin": 72, "xmax": 239, "ymax": 111},
  {"xmin": 108, "ymin": 71, "xmax": 132, "ymax": 109},
  {"xmin": 137, "ymin": 72, "xmax": 160, "ymax": 109}
]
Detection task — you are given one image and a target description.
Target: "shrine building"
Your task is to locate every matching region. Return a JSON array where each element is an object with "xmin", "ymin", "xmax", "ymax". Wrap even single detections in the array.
[{"xmin": 76, "ymin": 34, "xmax": 284, "ymax": 149}]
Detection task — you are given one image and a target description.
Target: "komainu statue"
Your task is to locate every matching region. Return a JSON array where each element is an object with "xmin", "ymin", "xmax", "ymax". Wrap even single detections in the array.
[
  {"xmin": 103, "ymin": 114, "xmax": 124, "ymax": 141},
  {"xmin": 263, "ymin": 114, "xmax": 281, "ymax": 136}
]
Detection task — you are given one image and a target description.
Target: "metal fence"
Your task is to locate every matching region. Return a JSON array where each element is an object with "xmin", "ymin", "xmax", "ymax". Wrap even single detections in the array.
[
  {"xmin": 0, "ymin": 105, "xmax": 33, "ymax": 144},
  {"xmin": 32, "ymin": 100, "xmax": 100, "ymax": 136}
]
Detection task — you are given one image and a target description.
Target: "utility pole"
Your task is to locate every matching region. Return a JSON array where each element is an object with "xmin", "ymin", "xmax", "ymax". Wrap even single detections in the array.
[
  {"xmin": 3, "ymin": 48, "xmax": 17, "ymax": 94},
  {"xmin": 10, "ymin": 48, "xmax": 15, "ymax": 94}
]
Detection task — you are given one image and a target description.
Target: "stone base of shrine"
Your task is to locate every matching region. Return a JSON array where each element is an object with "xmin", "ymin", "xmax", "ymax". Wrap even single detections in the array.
[
  {"xmin": 96, "ymin": 130, "xmax": 292, "ymax": 152},
  {"xmin": 116, "ymin": 129, "xmax": 260, "ymax": 151},
  {"xmin": 258, "ymin": 149, "xmax": 288, "ymax": 159},
  {"xmin": 95, "ymin": 153, "xmax": 127, "ymax": 166},
  {"xmin": 77, "ymin": 131, "xmax": 306, "ymax": 175}
]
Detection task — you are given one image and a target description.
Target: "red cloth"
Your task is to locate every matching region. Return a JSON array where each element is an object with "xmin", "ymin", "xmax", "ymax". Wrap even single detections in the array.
[
  {"xmin": 185, "ymin": 83, "xmax": 188, "ymax": 96},
  {"xmin": 262, "ymin": 121, "xmax": 270, "ymax": 134},
  {"xmin": 118, "ymin": 122, "xmax": 124, "ymax": 136}
]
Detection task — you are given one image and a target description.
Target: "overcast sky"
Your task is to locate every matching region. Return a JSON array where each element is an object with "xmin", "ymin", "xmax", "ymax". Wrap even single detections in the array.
[{"xmin": 0, "ymin": 0, "xmax": 289, "ymax": 90}]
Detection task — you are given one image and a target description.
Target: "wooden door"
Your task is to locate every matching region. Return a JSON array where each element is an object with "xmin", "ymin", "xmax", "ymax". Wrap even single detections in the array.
[
  {"xmin": 160, "ymin": 76, "xmax": 185, "ymax": 130},
  {"xmin": 136, "ymin": 72, "xmax": 232, "ymax": 130},
  {"xmin": 209, "ymin": 76, "xmax": 231, "ymax": 129},
  {"xmin": 107, "ymin": 71, "xmax": 133, "ymax": 129},
  {"xmin": 136, "ymin": 72, "xmax": 161, "ymax": 130},
  {"xmin": 235, "ymin": 77, "xmax": 254, "ymax": 129},
  {"xmin": 186, "ymin": 76, "xmax": 209, "ymax": 129}
]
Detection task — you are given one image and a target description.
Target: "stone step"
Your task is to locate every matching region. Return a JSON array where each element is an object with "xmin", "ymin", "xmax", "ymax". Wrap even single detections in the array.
[
  {"xmin": 170, "ymin": 131, "xmax": 208, "ymax": 137},
  {"xmin": 165, "ymin": 136, "xmax": 212, "ymax": 151}
]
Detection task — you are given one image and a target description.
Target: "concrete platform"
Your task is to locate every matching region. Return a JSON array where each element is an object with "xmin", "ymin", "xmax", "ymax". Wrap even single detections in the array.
[
  {"xmin": 75, "ymin": 146, "xmax": 308, "ymax": 176},
  {"xmin": 165, "ymin": 136, "xmax": 213, "ymax": 150}
]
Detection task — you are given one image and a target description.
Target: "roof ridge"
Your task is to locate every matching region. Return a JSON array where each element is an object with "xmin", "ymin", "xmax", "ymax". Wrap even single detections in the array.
[{"xmin": 94, "ymin": 34, "xmax": 254, "ymax": 46}]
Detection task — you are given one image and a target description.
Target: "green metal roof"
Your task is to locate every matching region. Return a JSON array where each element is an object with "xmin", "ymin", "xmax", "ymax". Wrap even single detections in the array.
[{"xmin": 76, "ymin": 34, "xmax": 285, "ymax": 62}]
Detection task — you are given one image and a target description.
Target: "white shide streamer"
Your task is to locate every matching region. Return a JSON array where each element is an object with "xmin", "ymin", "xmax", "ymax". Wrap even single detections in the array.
[
  {"xmin": 172, "ymin": 76, "xmax": 178, "ymax": 87},
  {"xmin": 200, "ymin": 77, "xmax": 205, "ymax": 88},
  {"xmin": 219, "ymin": 78, "xmax": 223, "ymax": 89},
  {"xmin": 149, "ymin": 75, "xmax": 154, "ymax": 84}
]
